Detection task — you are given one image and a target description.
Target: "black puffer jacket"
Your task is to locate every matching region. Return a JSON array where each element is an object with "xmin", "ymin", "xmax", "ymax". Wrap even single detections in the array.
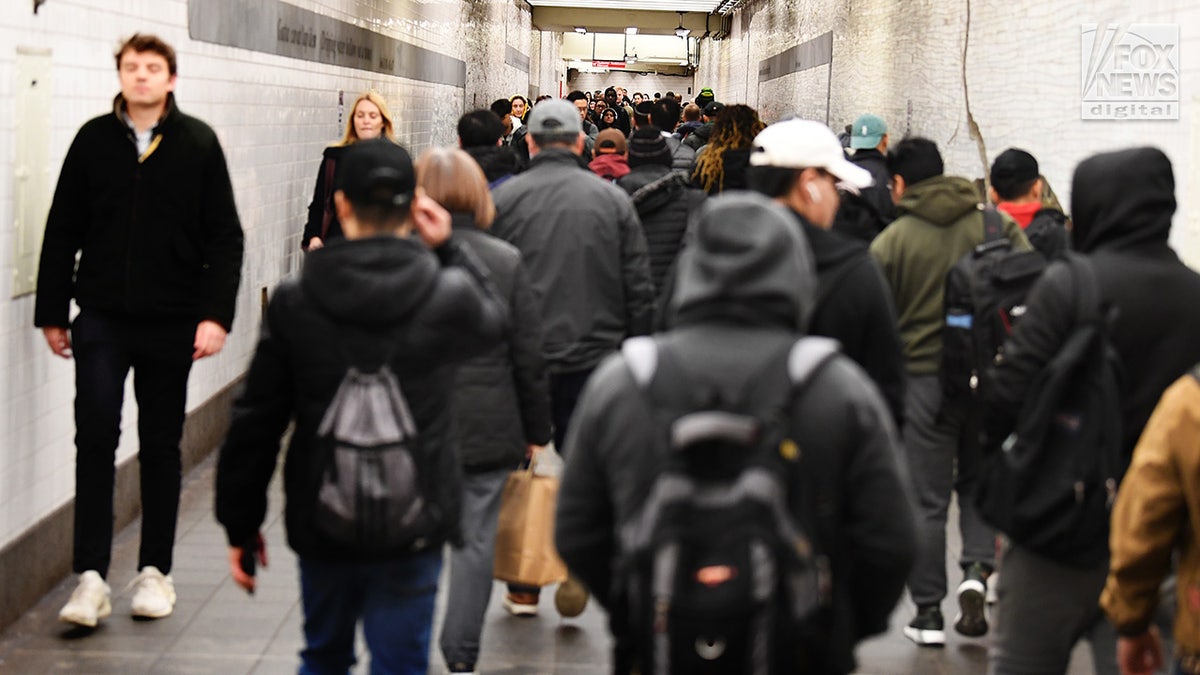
[
  {"xmin": 833, "ymin": 148, "xmax": 895, "ymax": 243},
  {"xmin": 449, "ymin": 216, "xmax": 552, "ymax": 472},
  {"xmin": 216, "ymin": 235, "xmax": 508, "ymax": 561},
  {"xmin": 986, "ymin": 147, "xmax": 1200, "ymax": 459},
  {"xmin": 794, "ymin": 211, "xmax": 906, "ymax": 428},
  {"xmin": 35, "ymin": 93, "xmax": 243, "ymax": 330},
  {"xmin": 616, "ymin": 166, "xmax": 705, "ymax": 297},
  {"xmin": 557, "ymin": 194, "xmax": 916, "ymax": 675}
]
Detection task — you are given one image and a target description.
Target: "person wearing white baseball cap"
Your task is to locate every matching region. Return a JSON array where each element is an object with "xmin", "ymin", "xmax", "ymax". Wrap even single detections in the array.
[{"xmin": 747, "ymin": 119, "xmax": 906, "ymax": 430}]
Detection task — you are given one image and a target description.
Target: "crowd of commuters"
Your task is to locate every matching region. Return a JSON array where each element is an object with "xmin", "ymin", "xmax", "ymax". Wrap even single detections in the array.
[{"xmin": 37, "ymin": 31, "xmax": 1200, "ymax": 675}]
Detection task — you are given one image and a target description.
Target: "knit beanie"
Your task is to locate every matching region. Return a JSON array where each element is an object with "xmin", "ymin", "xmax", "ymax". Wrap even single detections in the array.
[{"xmin": 627, "ymin": 126, "xmax": 672, "ymax": 168}]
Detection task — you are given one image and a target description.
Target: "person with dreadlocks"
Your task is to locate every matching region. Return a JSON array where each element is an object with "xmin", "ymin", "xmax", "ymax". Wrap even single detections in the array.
[{"xmin": 691, "ymin": 104, "xmax": 766, "ymax": 195}]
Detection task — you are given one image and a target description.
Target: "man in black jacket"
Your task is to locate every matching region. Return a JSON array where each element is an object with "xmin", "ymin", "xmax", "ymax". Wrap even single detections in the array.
[
  {"xmin": 556, "ymin": 193, "xmax": 916, "ymax": 674},
  {"xmin": 216, "ymin": 139, "xmax": 508, "ymax": 674},
  {"xmin": 616, "ymin": 127, "xmax": 706, "ymax": 304},
  {"xmin": 748, "ymin": 119, "xmax": 906, "ymax": 428},
  {"xmin": 491, "ymin": 99, "xmax": 655, "ymax": 615},
  {"xmin": 833, "ymin": 113, "xmax": 894, "ymax": 242},
  {"xmin": 36, "ymin": 34, "xmax": 244, "ymax": 628},
  {"xmin": 984, "ymin": 147, "xmax": 1200, "ymax": 674}
]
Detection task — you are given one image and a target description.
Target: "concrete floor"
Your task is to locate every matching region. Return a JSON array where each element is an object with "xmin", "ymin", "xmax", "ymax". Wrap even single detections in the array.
[{"xmin": 0, "ymin": 455, "xmax": 1105, "ymax": 674}]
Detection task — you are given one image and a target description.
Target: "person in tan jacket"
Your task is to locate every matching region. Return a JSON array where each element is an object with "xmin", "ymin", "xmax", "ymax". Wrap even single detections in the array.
[{"xmin": 1101, "ymin": 367, "xmax": 1200, "ymax": 675}]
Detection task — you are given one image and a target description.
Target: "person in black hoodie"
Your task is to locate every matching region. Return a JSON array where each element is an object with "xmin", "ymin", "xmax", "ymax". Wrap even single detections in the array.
[
  {"xmin": 833, "ymin": 113, "xmax": 895, "ymax": 243},
  {"xmin": 616, "ymin": 127, "xmax": 706, "ymax": 303},
  {"xmin": 416, "ymin": 147, "xmax": 552, "ymax": 675},
  {"xmin": 38, "ymin": 34, "xmax": 244, "ymax": 628},
  {"xmin": 215, "ymin": 139, "xmax": 508, "ymax": 674},
  {"xmin": 984, "ymin": 147, "xmax": 1200, "ymax": 674},
  {"xmin": 556, "ymin": 193, "xmax": 916, "ymax": 674},
  {"xmin": 748, "ymin": 119, "xmax": 906, "ymax": 427}
]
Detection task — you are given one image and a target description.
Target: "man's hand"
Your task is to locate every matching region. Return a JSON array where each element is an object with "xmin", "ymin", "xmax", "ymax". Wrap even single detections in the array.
[
  {"xmin": 1117, "ymin": 627, "xmax": 1163, "ymax": 675},
  {"xmin": 307, "ymin": 236, "xmax": 324, "ymax": 251},
  {"xmin": 42, "ymin": 326, "xmax": 72, "ymax": 359},
  {"xmin": 411, "ymin": 192, "xmax": 452, "ymax": 248},
  {"xmin": 194, "ymin": 320, "xmax": 228, "ymax": 360},
  {"xmin": 228, "ymin": 533, "xmax": 268, "ymax": 594}
]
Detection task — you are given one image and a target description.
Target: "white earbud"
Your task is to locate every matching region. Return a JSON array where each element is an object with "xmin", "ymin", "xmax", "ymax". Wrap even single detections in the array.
[{"xmin": 806, "ymin": 182, "xmax": 822, "ymax": 203}]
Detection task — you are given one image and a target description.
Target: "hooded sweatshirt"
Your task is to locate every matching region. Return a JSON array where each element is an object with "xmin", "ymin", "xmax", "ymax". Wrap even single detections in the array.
[
  {"xmin": 556, "ymin": 193, "xmax": 917, "ymax": 674},
  {"xmin": 869, "ymin": 175, "xmax": 1030, "ymax": 375},
  {"xmin": 796, "ymin": 213, "xmax": 906, "ymax": 428},
  {"xmin": 986, "ymin": 147, "xmax": 1200, "ymax": 459},
  {"xmin": 216, "ymin": 235, "xmax": 508, "ymax": 561}
]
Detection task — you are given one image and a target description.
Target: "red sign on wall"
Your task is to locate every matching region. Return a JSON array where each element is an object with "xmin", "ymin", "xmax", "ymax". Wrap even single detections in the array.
[{"xmin": 592, "ymin": 60, "xmax": 626, "ymax": 69}]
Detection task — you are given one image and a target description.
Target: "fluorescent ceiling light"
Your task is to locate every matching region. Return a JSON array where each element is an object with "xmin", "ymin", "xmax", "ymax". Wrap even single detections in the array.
[
  {"xmin": 574, "ymin": 26, "xmax": 587, "ymax": 33},
  {"xmin": 625, "ymin": 26, "xmax": 638, "ymax": 35},
  {"xmin": 674, "ymin": 12, "xmax": 690, "ymax": 38}
]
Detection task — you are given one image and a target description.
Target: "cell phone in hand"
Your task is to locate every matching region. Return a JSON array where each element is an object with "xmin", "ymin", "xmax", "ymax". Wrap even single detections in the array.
[{"xmin": 239, "ymin": 538, "xmax": 258, "ymax": 595}]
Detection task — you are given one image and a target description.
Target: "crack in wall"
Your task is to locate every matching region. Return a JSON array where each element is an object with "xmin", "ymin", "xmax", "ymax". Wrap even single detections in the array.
[{"xmin": 962, "ymin": 0, "xmax": 989, "ymax": 185}]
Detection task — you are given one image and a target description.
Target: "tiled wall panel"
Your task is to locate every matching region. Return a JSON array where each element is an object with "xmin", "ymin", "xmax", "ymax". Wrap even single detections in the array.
[{"xmin": 0, "ymin": 0, "xmax": 538, "ymax": 550}]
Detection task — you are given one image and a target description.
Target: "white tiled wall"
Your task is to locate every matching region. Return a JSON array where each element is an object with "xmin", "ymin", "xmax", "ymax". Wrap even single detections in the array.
[
  {"xmin": 700, "ymin": 0, "xmax": 1200, "ymax": 265},
  {"xmin": 0, "ymin": 0, "xmax": 540, "ymax": 550}
]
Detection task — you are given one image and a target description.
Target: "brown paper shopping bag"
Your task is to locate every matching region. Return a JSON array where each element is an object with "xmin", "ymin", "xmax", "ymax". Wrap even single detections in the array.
[{"xmin": 493, "ymin": 462, "xmax": 568, "ymax": 587}]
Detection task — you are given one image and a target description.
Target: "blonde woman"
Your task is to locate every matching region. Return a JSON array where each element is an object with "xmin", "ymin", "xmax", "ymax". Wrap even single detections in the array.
[
  {"xmin": 302, "ymin": 91, "xmax": 397, "ymax": 250},
  {"xmin": 417, "ymin": 147, "xmax": 551, "ymax": 674}
]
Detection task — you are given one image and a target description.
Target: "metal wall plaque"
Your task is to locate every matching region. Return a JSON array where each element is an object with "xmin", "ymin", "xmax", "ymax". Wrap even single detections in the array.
[
  {"xmin": 188, "ymin": 0, "xmax": 466, "ymax": 87},
  {"xmin": 759, "ymin": 31, "xmax": 832, "ymax": 83}
]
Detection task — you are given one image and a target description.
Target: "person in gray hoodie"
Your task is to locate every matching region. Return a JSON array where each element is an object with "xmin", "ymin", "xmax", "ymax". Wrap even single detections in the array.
[{"xmin": 556, "ymin": 192, "xmax": 917, "ymax": 674}]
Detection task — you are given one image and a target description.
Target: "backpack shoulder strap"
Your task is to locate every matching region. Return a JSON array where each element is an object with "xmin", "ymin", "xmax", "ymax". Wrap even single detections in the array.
[
  {"xmin": 1065, "ymin": 252, "xmax": 1102, "ymax": 322},
  {"xmin": 787, "ymin": 336, "xmax": 840, "ymax": 388},
  {"xmin": 981, "ymin": 207, "xmax": 1005, "ymax": 243},
  {"xmin": 622, "ymin": 336, "xmax": 659, "ymax": 388}
]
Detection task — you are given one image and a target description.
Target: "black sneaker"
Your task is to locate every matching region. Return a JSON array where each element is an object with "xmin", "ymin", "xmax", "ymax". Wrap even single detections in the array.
[
  {"xmin": 954, "ymin": 563, "xmax": 990, "ymax": 637},
  {"xmin": 903, "ymin": 604, "xmax": 945, "ymax": 646}
]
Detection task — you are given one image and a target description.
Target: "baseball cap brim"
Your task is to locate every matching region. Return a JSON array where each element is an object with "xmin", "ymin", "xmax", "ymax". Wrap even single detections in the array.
[
  {"xmin": 850, "ymin": 133, "xmax": 884, "ymax": 150},
  {"xmin": 828, "ymin": 156, "xmax": 874, "ymax": 190}
]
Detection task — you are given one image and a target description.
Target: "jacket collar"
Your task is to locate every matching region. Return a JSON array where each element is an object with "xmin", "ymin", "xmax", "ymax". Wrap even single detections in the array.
[
  {"xmin": 112, "ymin": 92, "xmax": 178, "ymax": 134},
  {"xmin": 529, "ymin": 147, "xmax": 585, "ymax": 170}
]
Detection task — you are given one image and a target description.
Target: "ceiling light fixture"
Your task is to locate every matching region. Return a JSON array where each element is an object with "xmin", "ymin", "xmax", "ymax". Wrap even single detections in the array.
[
  {"xmin": 625, "ymin": 26, "xmax": 638, "ymax": 35},
  {"xmin": 574, "ymin": 26, "xmax": 587, "ymax": 33},
  {"xmin": 674, "ymin": 12, "xmax": 690, "ymax": 38},
  {"xmin": 625, "ymin": 51, "xmax": 638, "ymax": 64}
]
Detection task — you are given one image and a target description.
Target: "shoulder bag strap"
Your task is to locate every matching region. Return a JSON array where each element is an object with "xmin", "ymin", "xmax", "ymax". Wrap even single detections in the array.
[
  {"xmin": 320, "ymin": 157, "xmax": 337, "ymax": 239},
  {"xmin": 981, "ymin": 207, "xmax": 1005, "ymax": 243}
]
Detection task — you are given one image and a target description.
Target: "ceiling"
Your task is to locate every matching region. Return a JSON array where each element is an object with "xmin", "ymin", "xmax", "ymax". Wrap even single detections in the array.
[
  {"xmin": 527, "ymin": 0, "xmax": 723, "ymax": 11},
  {"xmin": 530, "ymin": 6, "xmax": 715, "ymax": 37}
]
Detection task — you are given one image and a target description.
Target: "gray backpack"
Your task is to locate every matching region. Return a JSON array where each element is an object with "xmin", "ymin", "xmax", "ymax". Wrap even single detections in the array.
[{"xmin": 313, "ymin": 352, "xmax": 431, "ymax": 553}]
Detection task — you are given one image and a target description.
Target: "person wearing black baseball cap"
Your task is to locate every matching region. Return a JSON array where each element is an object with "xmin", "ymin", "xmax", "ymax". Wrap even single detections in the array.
[{"xmin": 216, "ymin": 138, "xmax": 509, "ymax": 674}]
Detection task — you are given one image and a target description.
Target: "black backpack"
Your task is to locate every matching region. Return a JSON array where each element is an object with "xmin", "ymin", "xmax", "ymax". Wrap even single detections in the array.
[
  {"xmin": 941, "ymin": 209, "xmax": 1047, "ymax": 413},
  {"xmin": 312, "ymin": 338, "xmax": 433, "ymax": 553},
  {"xmin": 975, "ymin": 254, "xmax": 1124, "ymax": 567},
  {"xmin": 615, "ymin": 335, "xmax": 839, "ymax": 675}
]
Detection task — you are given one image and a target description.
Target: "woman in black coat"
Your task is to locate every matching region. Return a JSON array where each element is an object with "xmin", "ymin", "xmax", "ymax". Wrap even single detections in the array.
[
  {"xmin": 416, "ymin": 147, "xmax": 552, "ymax": 675},
  {"xmin": 301, "ymin": 91, "xmax": 399, "ymax": 251}
]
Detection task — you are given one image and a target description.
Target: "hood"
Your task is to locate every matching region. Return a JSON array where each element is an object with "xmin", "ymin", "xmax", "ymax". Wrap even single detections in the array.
[
  {"xmin": 671, "ymin": 192, "xmax": 816, "ymax": 331},
  {"xmin": 1070, "ymin": 147, "xmax": 1175, "ymax": 253},
  {"xmin": 464, "ymin": 145, "xmax": 518, "ymax": 185},
  {"xmin": 300, "ymin": 236, "xmax": 439, "ymax": 327},
  {"xmin": 589, "ymin": 154, "xmax": 630, "ymax": 180},
  {"xmin": 895, "ymin": 175, "xmax": 981, "ymax": 226},
  {"xmin": 620, "ymin": 166, "xmax": 690, "ymax": 216},
  {"xmin": 790, "ymin": 209, "xmax": 865, "ymax": 271}
]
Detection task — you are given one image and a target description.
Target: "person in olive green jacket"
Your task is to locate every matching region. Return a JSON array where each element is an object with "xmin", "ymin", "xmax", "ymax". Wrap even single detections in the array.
[
  {"xmin": 868, "ymin": 137, "xmax": 1029, "ymax": 647},
  {"xmin": 1102, "ymin": 367, "xmax": 1200, "ymax": 675}
]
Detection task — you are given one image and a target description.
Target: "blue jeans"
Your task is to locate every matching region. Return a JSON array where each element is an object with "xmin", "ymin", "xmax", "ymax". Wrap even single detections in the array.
[{"xmin": 298, "ymin": 551, "xmax": 442, "ymax": 675}]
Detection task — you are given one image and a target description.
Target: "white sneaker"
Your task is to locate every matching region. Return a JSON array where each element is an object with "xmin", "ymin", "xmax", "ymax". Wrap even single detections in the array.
[
  {"xmin": 128, "ymin": 566, "xmax": 176, "ymax": 619},
  {"xmin": 59, "ymin": 571, "xmax": 112, "ymax": 627}
]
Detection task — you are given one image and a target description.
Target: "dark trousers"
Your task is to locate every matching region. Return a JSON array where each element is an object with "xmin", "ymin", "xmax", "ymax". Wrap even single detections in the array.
[
  {"xmin": 299, "ymin": 552, "xmax": 442, "ymax": 675},
  {"xmin": 549, "ymin": 368, "xmax": 595, "ymax": 456},
  {"xmin": 509, "ymin": 367, "xmax": 594, "ymax": 598},
  {"xmin": 71, "ymin": 309, "xmax": 195, "ymax": 577}
]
